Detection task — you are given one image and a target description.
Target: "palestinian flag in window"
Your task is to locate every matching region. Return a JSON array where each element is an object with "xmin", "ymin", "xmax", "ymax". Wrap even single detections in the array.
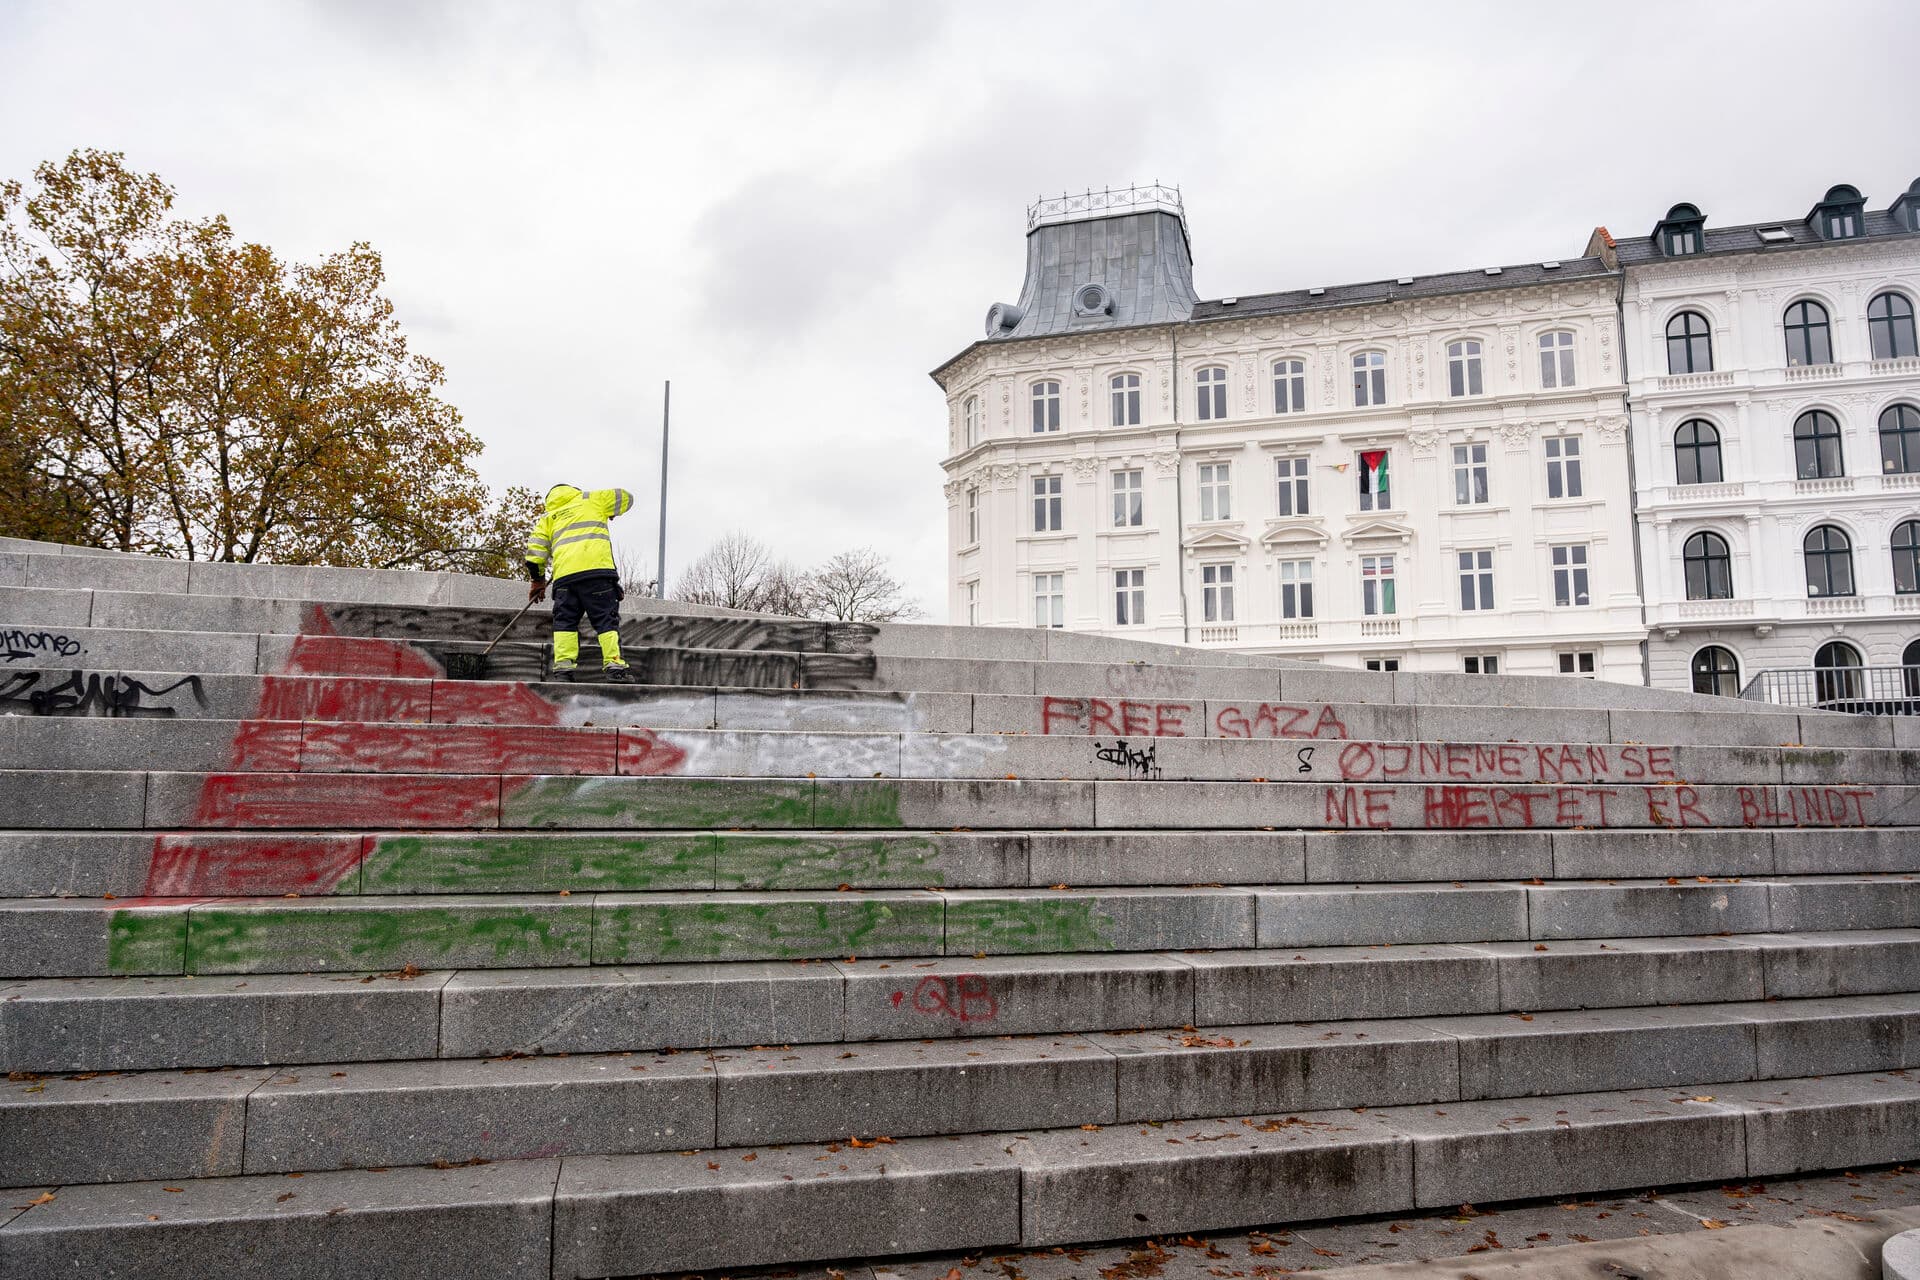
[{"xmin": 1359, "ymin": 450, "xmax": 1390, "ymax": 495}]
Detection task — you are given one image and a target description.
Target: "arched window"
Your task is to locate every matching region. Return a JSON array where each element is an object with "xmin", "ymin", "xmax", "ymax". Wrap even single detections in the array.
[
  {"xmin": 1674, "ymin": 419, "xmax": 1723, "ymax": 485},
  {"xmin": 1894, "ymin": 519, "xmax": 1920, "ymax": 595},
  {"xmin": 1804, "ymin": 524, "xmax": 1854, "ymax": 597},
  {"xmin": 1869, "ymin": 292, "xmax": 1919, "ymax": 360},
  {"xmin": 1905, "ymin": 636, "xmax": 1920, "ymax": 699},
  {"xmin": 1691, "ymin": 646, "xmax": 1741, "ymax": 698},
  {"xmin": 1352, "ymin": 351, "xmax": 1387, "ymax": 406},
  {"xmin": 1666, "ymin": 311, "xmax": 1713, "ymax": 373},
  {"xmin": 1110, "ymin": 373, "xmax": 1141, "ymax": 427},
  {"xmin": 1882, "ymin": 404, "xmax": 1920, "ymax": 475},
  {"xmin": 1682, "ymin": 531, "xmax": 1733, "ymax": 600},
  {"xmin": 1272, "ymin": 359, "xmax": 1305, "ymax": 414},
  {"xmin": 1814, "ymin": 640, "xmax": 1864, "ymax": 705},
  {"xmin": 1793, "ymin": 410, "xmax": 1844, "ymax": 479},
  {"xmin": 1195, "ymin": 365, "xmax": 1228, "ymax": 421},
  {"xmin": 963, "ymin": 395, "xmax": 979, "ymax": 447},
  {"xmin": 1784, "ymin": 300, "xmax": 1833, "ymax": 366},
  {"xmin": 1446, "ymin": 340, "xmax": 1484, "ymax": 397},
  {"xmin": 1030, "ymin": 380, "xmax": 1061, "ymax": 433},
  {"xmin": 1538, "ymin": 330, "xmax": 1576, "ymax": 388}
]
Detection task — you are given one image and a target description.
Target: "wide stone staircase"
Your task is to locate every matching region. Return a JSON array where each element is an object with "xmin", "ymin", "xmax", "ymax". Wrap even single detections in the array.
[{"xmin": 2, "ymin": 538, "xmax": 1918, "ymax": 1277}]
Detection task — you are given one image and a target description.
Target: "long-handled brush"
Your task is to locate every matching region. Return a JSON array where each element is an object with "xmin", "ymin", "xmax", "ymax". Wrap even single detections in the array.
[{"xmin": 442, "ymin": 599, "xmax": 538, "ymax": 680}]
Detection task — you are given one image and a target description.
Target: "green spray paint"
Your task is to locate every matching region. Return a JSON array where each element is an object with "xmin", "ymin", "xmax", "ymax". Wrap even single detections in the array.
[
  {"xmin": 813, "ymin": 781, "xmax": 905, "ymax": 830},
  {"xmin": 107, "ymin": 908, "xmax": 190, "ymax": 975},
  {"xmin": 360, "ymin": 833, "xmax": 716, "ymax": 893},
  {"xmin": 505, "ymin": 777, "xmax": 819, "ymax": 829},
  {"xmin": 595, "ymin": 895, "xmax": 943, "ymax": 963},
  {"xmin": 184, "ymin": 904, "xmax": 594, "ymax": 973},
  {"xmin": 716, "ymin": 833, "xmax": 944, "ymax": 889},
  {"xmin": 943, "ymin": 897, "xmax": 1116, "ymax": 955}
]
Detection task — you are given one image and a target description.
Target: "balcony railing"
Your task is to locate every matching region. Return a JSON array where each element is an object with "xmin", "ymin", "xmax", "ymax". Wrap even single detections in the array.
[
  {"xmin": 1275, "ymin": 622, "xmax": 1320, "ymax": 641},
  {"xmin": 1805, "ymin": 595, "xmax": 1866, "ymax": 615},
  {"xmin": 1784, "ymin": 363, "xmax": 1843, "ymax": 382},
  {"xmin": 1666, "ymin": 481, "xmax": 1750, "ymax": 502},
  {"xmin": 1359, "ymin": 617, "xmax": 1401, "ymax": 637},
  {"xmin": 1656, "ymin": 370, "xmax": 1734, "ymax": 392},
  {"xmin": 1887, "ymin": 472, "xmax": 1920, "ymax": 490},
  {"xmin": 1742, "ymin": 664, "xmax": 1920, "ymax": 715},
  {"xmin": 1197, "ymin": 625, "xmax": 1239, "ymax": 644},
  {"xmin": 1794, "ymin": 476, "xmax": 1855, "ymax": 496},
  {"xmin": 1676, "ymin": 598, "xmax": 1754, "ymax": 619},
  {"xmin": 1872, "ymin": 356, "xmax": 1920, "ymax": 377}
]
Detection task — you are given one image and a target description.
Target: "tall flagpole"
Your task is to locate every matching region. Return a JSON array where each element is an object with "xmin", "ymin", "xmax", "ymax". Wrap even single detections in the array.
[{"xmin": 656, "ymin": 380, "xmax": 670, "ymax": 598}]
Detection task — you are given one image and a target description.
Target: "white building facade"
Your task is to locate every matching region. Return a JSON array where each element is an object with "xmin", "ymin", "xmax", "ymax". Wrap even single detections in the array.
[
  {"xmin": 933, "ymin": 188, "xmax": 1646, "ymax": 679},
  {"xmin": 1612, "ymin": 179, "xmax": 1920, "ymax": 699}
]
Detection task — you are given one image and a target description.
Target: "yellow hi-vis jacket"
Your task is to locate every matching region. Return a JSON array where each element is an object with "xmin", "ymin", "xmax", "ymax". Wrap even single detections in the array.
[{"xmin": 525, "ymin": 484, "xmax": 633, "ymax": 585}]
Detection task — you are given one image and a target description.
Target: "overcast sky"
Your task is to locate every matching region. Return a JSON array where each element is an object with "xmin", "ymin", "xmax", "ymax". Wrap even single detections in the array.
[{"xmin": 4, "ymin": 0, "xmax": 1915, "ymax": 616}]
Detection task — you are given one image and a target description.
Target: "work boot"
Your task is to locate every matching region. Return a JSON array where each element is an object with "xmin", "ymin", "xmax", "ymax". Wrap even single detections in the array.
[
  {"xmin": 600, "ymin": 662, "xmax": 634, "ymax": 684},
  {"xmin": 549, "ymin": 659, "xmax": 577, "ymax": 682}
]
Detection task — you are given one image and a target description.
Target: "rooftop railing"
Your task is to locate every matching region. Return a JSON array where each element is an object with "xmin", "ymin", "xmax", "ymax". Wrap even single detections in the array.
[{"xmin": 1027, "ymin": 184, "xmax": 1185, "ymax": 231}]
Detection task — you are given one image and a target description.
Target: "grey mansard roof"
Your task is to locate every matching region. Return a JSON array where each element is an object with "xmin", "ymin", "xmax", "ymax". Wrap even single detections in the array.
[
  {"xmin": 996, "ymin": 209, "xmax": 1199, "ymax": 340},
  {"xmin": 1188, "ymin": 256, "xmax": 1614, "ymax": 322},
  {"xmin": 1610, "ymin": 209, "xmax": 1916, "ymax": 266}
]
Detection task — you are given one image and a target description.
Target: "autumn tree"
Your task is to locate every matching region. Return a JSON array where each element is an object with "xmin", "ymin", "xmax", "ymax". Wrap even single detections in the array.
[
  {"xmin": 0, "ymin": 149, "xmax": 531, "ymax": 573},
  {"xmin": 673, "ymin": 531, "xmax": 811, "ymax": 615},
  {"xmin": 805, "ymin": 546, "xmax": 923, "ymax": 622}
]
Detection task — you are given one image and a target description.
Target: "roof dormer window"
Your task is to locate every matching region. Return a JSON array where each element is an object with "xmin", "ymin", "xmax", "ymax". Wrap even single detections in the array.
[
  {"xmin": 1890, "ymin": 177, "xmax": 1920, "ymax": 233},
  {"xmin": 1654, "ymin": 202, "xmax": 1705, "ymax": 257},
  {"xmin": 1808, "ymin": 184, "xmax": 1867, "ymax": 241}
]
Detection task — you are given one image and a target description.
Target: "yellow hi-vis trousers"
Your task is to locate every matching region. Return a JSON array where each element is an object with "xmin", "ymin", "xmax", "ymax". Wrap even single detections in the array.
[{"xmin": 553, "ymin": 630, "xmax": 623, "ymax": 665}]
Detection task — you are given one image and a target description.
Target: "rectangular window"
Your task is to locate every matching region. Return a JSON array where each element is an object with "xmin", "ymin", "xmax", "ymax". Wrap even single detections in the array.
[
  {"xmin": 1198, "ymin": 462, "xmax": 1232, "ymax": 521},
  {"xmin": 1201, "ymin": 563, "xmax": 1235, "ymax": 623},
  {"xmin": 1110, "ymin": 373, "xmax": 1141, "ymax": 426},
  {"xmin": 1539, "ymin": 332, "xmax": 1577, "ymax": 388},
  {"xmin": 964, "ymin": 581, "xmax": 979, "ymax": 626},
  {"xmin": 1447, "ymin": 341, "xmax": 1484, "ymax": 397},
  {"xmin": 1031, "ymin": 381, "xmax": 1061, "ymax": 433},
  {"xmin": 1273, "ymin": 360, "xmax": 1306, "ymax": 413},
  {"xmin": 1452, "ymin": 443, "xmax": 1490, "ymax": 505},
  {"xmin": 1275, "ymin": 455, "xmax": 1310, "ymax": 516},
  {"xmin": 1031, "ymin": 475, "xmax": 1062, "ymax": 532},
  {"xmin": 1114, "ymin": 568, "xmax": 1146, "ymax": 626},
  {"xmin": 1552, "ymin": 544, "xmax": 1591, "ymax": 606},
  {"xmin": 1112, "ymin": 469, "xmax": 1143, "ymax": 527},
  {"xmin": 1353, "ymin": 353, "xmax": 1386, "ymax": 406},
  {"xmin": 1544, "ymin": 436, "xmax": 1583, "ymax": 499},
  {"xmin": 1033, "ymin": 573, "xmax": 1064, "ymax": 629},
  {"xmin": 1463, "ymin": 654, "xmax": 1500, "ymax": 674},
  {"xmin": 1364, "ymin": 657, "xmax": 1400, "ymax": 672},
  {"xmin": 1558, "ymin": 650, "xmax": 1597, "ymax": 677},
  {"xmin": 1196, "ymin": 367, "xmax": 1228, "ymax": 421},
  {"xmin": 964, "ymin": 487, "xmax": 979, "ymax": 544},
  {"xmin": 1358, "ymin": 450, "xmax": 1391, "ymax": 511},
  {"xmin": 1457, "ymin": 549, "xmax": 1494, "ymax": 611},
  {"xmin": 1361, "ymin": 554, "xmax": 1397, "ymax": 616},
  {"xmin": 1279, "ymin": 559, "xmax": 1314, "ymax": 619}
]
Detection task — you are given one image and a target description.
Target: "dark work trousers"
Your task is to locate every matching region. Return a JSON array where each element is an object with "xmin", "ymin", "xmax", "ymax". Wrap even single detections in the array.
[{"xmin": 551, "ymin": 577, "xmax": 625, "ymax": 665}]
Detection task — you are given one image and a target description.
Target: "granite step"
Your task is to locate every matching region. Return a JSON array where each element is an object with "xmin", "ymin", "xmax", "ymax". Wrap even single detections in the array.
[
  {"xmin": 6, "ymin": 995, "xmax": 1918, "ymax": 1188},
  {"xmin": 7, "ymin": 931, "xmax": 1918, "ymax": 1072},
  {"xmin": 4, "ymin": 1069, "xmax": 1915, "ymax": 1278}
]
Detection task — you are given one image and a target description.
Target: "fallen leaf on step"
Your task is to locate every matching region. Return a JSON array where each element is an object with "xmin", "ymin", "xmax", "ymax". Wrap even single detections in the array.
[
  {"xmin": 1701, "ymin": 1219, "xmax": 1730, "ymax": 1229},
  {"xmin": 23, "ymin": 1192, "xmax": 54, "ymax": 1206},
  {"xmin": 276, "ymin": 1192, "xmax": 295, "ymax": 1203},
  {"xmin": 163, "ymin": 1188, "xmax": 182, "ymax": 1193}
]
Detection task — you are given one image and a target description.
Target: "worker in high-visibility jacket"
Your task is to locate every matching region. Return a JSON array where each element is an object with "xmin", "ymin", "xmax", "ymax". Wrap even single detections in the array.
[{"xmin": 525, "ymin": 483, "xmax": 635, "ymax": 681}]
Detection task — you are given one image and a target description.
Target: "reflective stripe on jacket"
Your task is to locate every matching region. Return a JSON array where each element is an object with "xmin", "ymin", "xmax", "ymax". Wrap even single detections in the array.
[{"xmin": 525, "ymin": 484, "xmax": 633, "ymax": 582}]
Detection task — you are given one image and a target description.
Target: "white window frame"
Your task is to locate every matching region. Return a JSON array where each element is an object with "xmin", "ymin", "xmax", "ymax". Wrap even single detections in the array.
[
  {"xmin": 1452, "ymin": 442, "xmax": 1490, "ymax": 505},
  {"xmin": 1112, "ymin": 469, "xmax": 1143, "ymax": 528},
  {"xmin": 1457, "ymin": 548, "xmax": 1494, "ymax": 611},
  {"xmin": 1031, "ymin": 380, "xmax": 1061, "ymax": 434},
  {"xmin": 963, "ymin": 580, "xmax": 979, "ymax": 626},
  {"xmin": 1110, "ymin": 372, "xmax": 1141, "ymax": 427},
  {"xmin": 1552, "ymin": 543, "xmax": 1591, "ymax": 607},
  {"xmin": 1558, "ymin": 650, "xmax": 1597, "ymax": 677},
  {"xmin": 1201, "ymin": 562, "xmax": 1236, "ymax": 623},
  {"xmin": 1279, "ymin": 559, "xmax": 1314, "ymax": 619},
  {"xmin": 1545, "ymin": 435, "xmax": 1583, "ymax": 499},
  {"xmin": 1114, "ymin": 568, "xmax": 1146, "ymax": 626},
  {"xmin": 1275, "ymin": 455, "xmax": 1309, "ymax": 516},
  {"xmin": 1195, "ymin": 365, "xmax": 1228, "ymax": 421},
  {"xmin": 1364, "ymin": 657, "xmax": 1401, "ymax": 672},
  {"xmin": 1352, "ymin": 351, "xmax": 1387, "ymax": 407},
  {"xmin": 1273, "ymin": 359, "xmax": 1306, "ymax": 414},
  {"xmin": 1463, "ymin": 654, "xmax": 1500, "ymax": 675},
  {"xmin": 963, "ymin": 395, "xmax": 980, "ymax": 447},
  {"xmin": 1538, "ymin": 331, "xmax": 1576, "ymax": 388},
  {"xmin": 964, "ymin": 486, "xmax": 979, "ymax": 545},
  {"xmin": 1446, "ymin": 340, "xmax": 1484, "ymax": 397},
  {"xmin": 1198, "ymin": 461, "xmax": 1232, "ymax": 521},
  {"xmin": 1357, "ymin": 450, "xmax": 1392, "ymax": 512},
  {"xmin": 1361, "ymin": 554, "xmax": 1397, "ymax": 616},
  {"xmin": 1031, "ymin": 474, "xmax": 1062, "ymax": 532},
  {"xmin": 1033, "ymin": 573, "xmax": 1064, "ymax": 629}
]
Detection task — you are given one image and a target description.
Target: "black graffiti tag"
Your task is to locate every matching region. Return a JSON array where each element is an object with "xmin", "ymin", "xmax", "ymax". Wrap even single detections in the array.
[
  {"xmin": 0, "ymin": 670, "xmax": 207, "ymax": 718},
  {"xmin": 0, "ymin": 629, "xmax": 84, "ymax": 663},
  {"xmin": 1094, "ymin": 738, "xmax": 1163, "ymax": 781}
]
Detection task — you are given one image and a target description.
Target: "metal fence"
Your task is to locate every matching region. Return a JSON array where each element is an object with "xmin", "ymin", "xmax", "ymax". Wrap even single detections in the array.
[{"xmin": 1741, "ymin": 664, "xmax": 1920, "ymax": 715}]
